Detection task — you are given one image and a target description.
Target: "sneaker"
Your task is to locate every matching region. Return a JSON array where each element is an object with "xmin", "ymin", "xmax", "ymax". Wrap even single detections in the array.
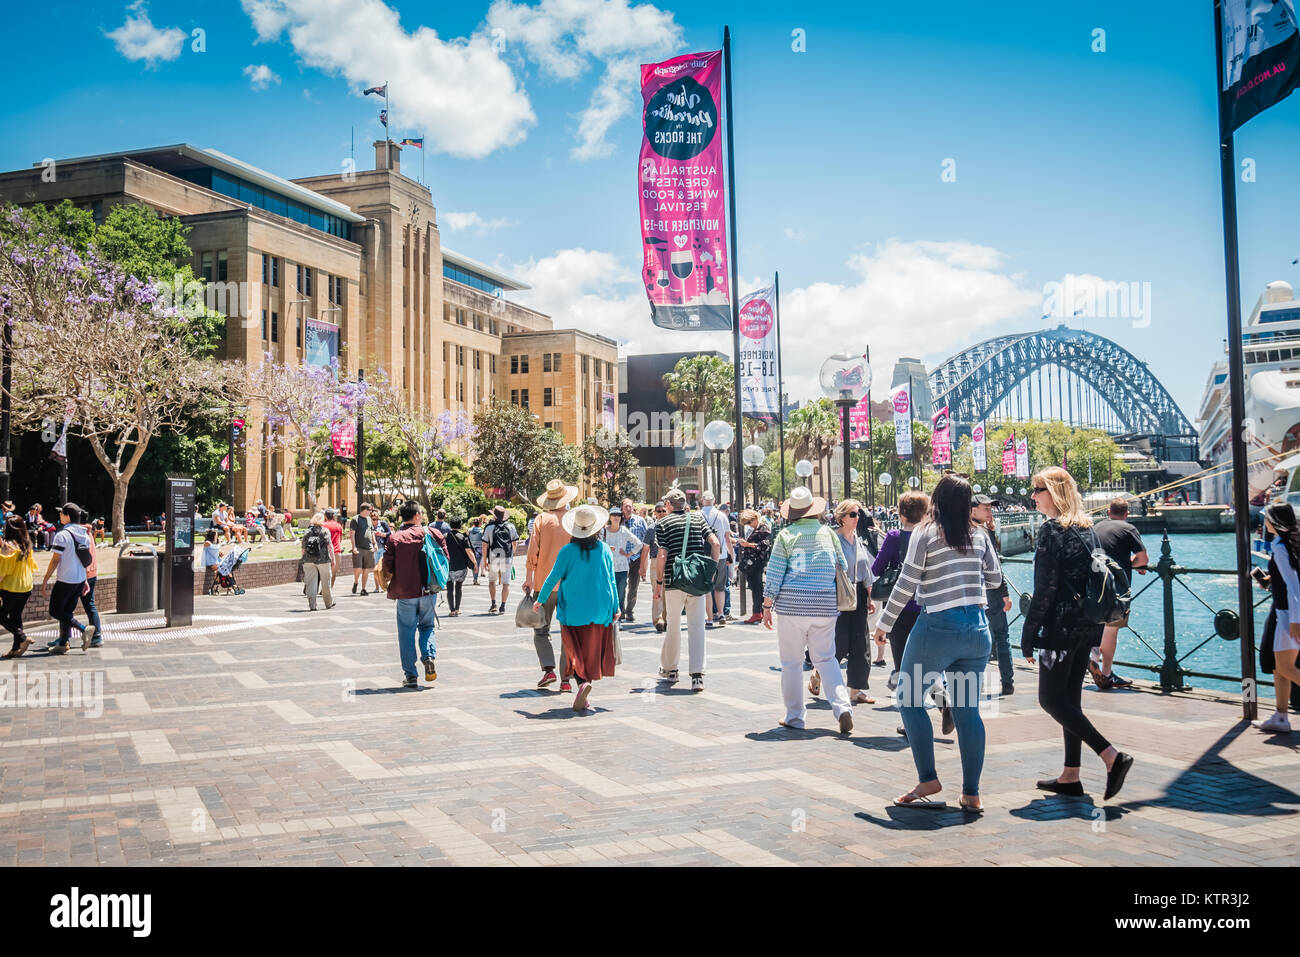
[
  {"xmin": 705, "ymin": 619, "xmax": 717, "ymax": 629},
  {"xmin": 887, "ymin": 670, "xmax": 899, "ymax": 691},
  {"xmin": 1109, "ymin": 672, "xmax": 1133, "ymax": 688},
  {"xmin": 1, "ymin": 637, "xmax": 31, "ymax": 659},
  {"xmin": 838, "ymin": 711, "xmax": 854, "ymax": 735},
  {"xmin": 402, "ymin": 674, "xmax": 418, "ymax": 688},
  {"xmin": 89, "ymin": 638, "xmax": 103, "ymax": 648},
  {"xmin": 624, "ymin": 614, "xmax": 635, "ymax": 623},
  {"xmin": 1255, "ymin": 712, "xmax": 1293, "ymax": 733},
  {"xmin": 690, "ymin": 673, "xmax": 704, "ymax": 692},
  {"xmin": 743, "ymin": 613, "xmax": 762, "ymax": 624},
  {"xmin": 560, "ymin": 680, "xmax": 573, "ymax": 693},
  {"xmin": 423, "ymin": 657, "xmax": 437, "ymax": 682},
  {"xmin": 81, "ymin": 625, "xmax": 96, "ymax": 651},
  {"xmin": 48, "ymin": 641, "xmax": 69, "ymax": 656},
  {"xmin": 360, "ymin": 589, "xmax": 369, "ymax": 597},
  {"xmin": 352, "ymin": 582, "xmax": 358, "ymax": 594},
  {"xmin": 538, "ymin": 670, "xmax": 558, "ymax": 689},
  {"xmin": 896, "ymin": 724, "xmax": 907, "ymax": 737},
  {"xmin": 489, "ymin": 603, "xmax": 497, "ymax": 614},
  {"xmin": 497, "ymin": 605, "xmax": 506, "ymax": 615},
  {"xmin": 573, "ymin": 681, "xmax": 593, "ymax": 711},
  {"xmin": 1001, "ymin": 683, "xmax": 1014, "ymax": 696},
  {"xmin": 654, "ymin": 622, "xmax": 667, "ymax": 633},
  {"xmin": 657, "ymin": 667, "xmax": 679, "ymax": 684}
]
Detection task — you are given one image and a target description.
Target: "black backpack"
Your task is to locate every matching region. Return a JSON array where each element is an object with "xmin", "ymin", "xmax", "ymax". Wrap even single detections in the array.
[
  {"xmin": 489, "ymin": 521, "xmax": 514, "ymax": 555},
  {"xmin": 304, "ymin": 527, "xmax": 331, "ymax": 564},
  {"xmin": 1065, "ymin": 525, "xmax": 1131, "ymax": 626}
]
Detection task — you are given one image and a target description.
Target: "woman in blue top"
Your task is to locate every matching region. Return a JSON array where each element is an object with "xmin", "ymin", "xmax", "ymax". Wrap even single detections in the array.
[{"xmin": 534, "ymin": 504, "xmax": 619, "ymax": 712}]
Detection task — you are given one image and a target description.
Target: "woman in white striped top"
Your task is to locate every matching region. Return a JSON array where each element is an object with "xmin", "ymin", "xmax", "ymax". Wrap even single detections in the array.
[{"xmin": 873, "ymin": 474, "xmax": 1002, "ymax": 813}]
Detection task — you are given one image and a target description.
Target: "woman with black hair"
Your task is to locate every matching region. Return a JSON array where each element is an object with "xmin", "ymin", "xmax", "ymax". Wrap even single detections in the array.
[
  {"xmin": 1254, "ymin": 501, "xmax": 1300, "ymax": 733},
  {"xmin": 873, "ymin": 474, "xmax": 1001, "ymax": 812},
  {"xmin": 0, "ymin": 517, "xmax": 38, "ymax": 658},
  {"xmin": 533, "ymin": 504, "xmax": 620, "ymax": 712}
]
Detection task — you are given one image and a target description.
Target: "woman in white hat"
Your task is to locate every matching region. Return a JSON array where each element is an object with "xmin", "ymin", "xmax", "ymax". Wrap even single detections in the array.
[
  {"xmin": 763, "ymin": 487, "xmax": 855, "ymax": 734},
  {"xmin": 533, "ymin": 504, "xmax": 620, "ymax": 711}
]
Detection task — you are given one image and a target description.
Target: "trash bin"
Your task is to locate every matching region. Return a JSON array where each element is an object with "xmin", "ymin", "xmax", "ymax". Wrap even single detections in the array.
[{"xmin": 117, "ymin": 544, "xmax": 159, "ymax": 613}]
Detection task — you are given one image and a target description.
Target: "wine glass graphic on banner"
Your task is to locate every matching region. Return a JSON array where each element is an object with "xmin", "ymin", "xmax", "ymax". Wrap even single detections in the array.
[{"xmin": 670, "ymin": 250, "xmax": 694, "ymax": 303}]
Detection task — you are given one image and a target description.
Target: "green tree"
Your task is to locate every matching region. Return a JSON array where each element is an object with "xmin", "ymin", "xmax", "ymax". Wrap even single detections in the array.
[
  {"xmin": 582, "ymin": 428, "xmax": 642, "ymax": 505},
  {"xmin": 470, "ymin": 400, "xmax": 579, "ymax": 502}
]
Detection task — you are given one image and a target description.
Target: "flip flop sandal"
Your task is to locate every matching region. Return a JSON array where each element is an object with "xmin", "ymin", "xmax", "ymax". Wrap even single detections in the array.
[
  {"xmin": 893, "ymin": 792, "xmax": 947, "ymax": 809},
  {"xmin": 850, "ymin": 691, "xmax": 875, "ymax": 705},
  {"xmin": 808, "ymin": 673, "xmax": 821, "ymax": 697},
  {"xmin": 958, "ymin": 798, "xmax": 984, "ymax": 815}
]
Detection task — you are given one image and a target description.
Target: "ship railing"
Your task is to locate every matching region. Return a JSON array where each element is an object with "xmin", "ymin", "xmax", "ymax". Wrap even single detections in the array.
[{"xmin": 1001, "ymin": 530, "xmax": 1262, "ymax": 693}]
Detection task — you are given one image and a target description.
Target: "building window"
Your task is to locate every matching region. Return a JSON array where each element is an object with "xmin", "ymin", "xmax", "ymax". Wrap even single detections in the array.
[
  {"xmin": 474, "ymin": 315, "xmax": 483, "ymax": 331},
  {"xmin": 606, "ymin": 361, "xmax": 613, "ymax": 380},
  {"xmin": 296, "ymin": 263, "xmax": 312, "ymax": 295},
  {"xmin": 490, "ymin": 318, "xmax": 499, "ymax": 335},
  {"xmin": 444, "ymin": 305, "xmax": 451, "ymax": 323},
  {"xmin": 490, "ymin": 355, "xmax": 496, "ymax": 373},
  {"xmin": 269, "ymin": 256, "xmax": 279, "ymax": 287},
  {"xmin": 297, "ymin": 316, "xmax": 302, "ymax": 348},
  {"xmin": 456, "ymin": 308, "xmax": 466, "ymax": 326},
  {"xmin": 261, "ymin": 309, "xmax": 268, "ymax": 340},
  {"xmin": 552, "ymin": 353, "xmax": 561, "ymax": 373},
  {"xmin": 271, "ymin": 311, "xmax": 278, "ymax": 343},
  {"xmin": 543, "ymin": 353, "xmax": 552, "ymax": 373},
  {"xmin": 511, "ymin": 389, "xmax": 519, "ymax": 406},
  {"xmin": 217, "ymin": 250, "xmax": 228, "ymax": 282},
  {"xmin": 520, "ymin": 389, "xmax": 529, "ymax": 409},
  {"xmin": 458, "ymin": 381, "xmax": 464, "ymax": 401},
  {"xmin": 201, "ymin": 252, "xmax": 213, "ymax": 282},
  {"xmin": 473, "ymin": 350, "xmax": 481, "ymax": 370},
  {"xmin": 510, "ymin": 355, "xmax": 518, "ymax": 375},
  {"xmin": 261, "ymin": 254, "xmax": 268, "ymax": 285},
  {"xmin": 520, "ymin": 354, "xmax": 529, "ymax": 374},
  {"xmin": 582, "ymin": 355, "xmax": 588, "ymax": 374},
  {"xmin": 544, "ymin": 387, "xmax": 553, "ymax": 407},
  {"xmin": 457, "ymin": 346, "xmax": 465, "ymax": 366}
]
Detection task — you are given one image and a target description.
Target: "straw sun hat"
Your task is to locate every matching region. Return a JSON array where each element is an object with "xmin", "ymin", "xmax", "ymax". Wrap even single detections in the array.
[
  {"xmin": 536, "ymin": 479, "xmax": 580, "ymax": 510},
  {"xmin": 780, "ymin": 486, "xmax": 826, "ymax": 520},
  {"xmin": 562, "ymin": 504, "xmax": 605, "ymax": 540}
]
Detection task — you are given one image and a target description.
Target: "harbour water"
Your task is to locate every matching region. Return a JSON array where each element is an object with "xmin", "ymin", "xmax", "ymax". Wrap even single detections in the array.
[{"xmin": 1000, "ymin": 532, "xmax": 1257, "ymax": 696}]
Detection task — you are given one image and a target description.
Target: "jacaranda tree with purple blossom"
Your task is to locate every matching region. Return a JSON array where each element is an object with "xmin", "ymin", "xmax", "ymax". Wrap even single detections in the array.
[{"xmin": 0, "ymin": 204, "xmax": 243, "ymax": 543}]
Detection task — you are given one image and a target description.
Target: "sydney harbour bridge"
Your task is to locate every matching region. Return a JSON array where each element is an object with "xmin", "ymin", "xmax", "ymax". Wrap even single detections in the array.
[{"xmin": 926, "ymin": 325, "xmax": 1198, "ymax": 459}]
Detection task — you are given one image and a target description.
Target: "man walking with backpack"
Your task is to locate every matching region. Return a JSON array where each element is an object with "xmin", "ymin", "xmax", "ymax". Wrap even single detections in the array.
[
  {"xmin": 481, "ymin": 504, "xmax": 518, "ymax": 615},
  {"xmin": 348, "ymin": 503, "xmax": 378, "ymax": 596},
  {"xmin": 301, "ymin": 513, "xmax": 335, "ymax": 611},
  {"xmin": 381, "ymin": 501, "xmax": 448, "ymax": 688},
  {"xmin": 40, "ymin": 503, "xmax": 96, "ymax": 654}
]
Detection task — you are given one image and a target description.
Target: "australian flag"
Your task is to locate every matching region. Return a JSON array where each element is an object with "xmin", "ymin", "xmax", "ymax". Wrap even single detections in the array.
[{"xmin": 363, "ymin": 84, "xmax": 387, "ymax": 96}]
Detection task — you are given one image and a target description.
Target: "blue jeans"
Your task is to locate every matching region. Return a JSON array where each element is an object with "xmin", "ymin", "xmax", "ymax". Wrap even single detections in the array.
[
  {"xmin": 614, "ymin": 570, "xmax": 628, "ymax": 613},
  {"xmin": 396, "ymin": 596, "xmax": 437, "ymax": 678},
  {"xmin": 80, "ymin": 577, "xmax": 103, "ymax": 638},
  {"xmin": 986, "ymin": 598, "xmax": 1013, "ymax": 686},
  {"xmin": 897, "ymin": 605, "xmax": 991, "ymax": 797}
]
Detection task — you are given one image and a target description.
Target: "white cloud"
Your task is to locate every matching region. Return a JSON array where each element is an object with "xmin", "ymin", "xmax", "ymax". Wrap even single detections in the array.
[
  {"xmin": 442, "ymin": 211, "xmax": 516, "ymax": 233},
  {"xmin": 784, "ymin": 228, "xmax": 808, "ymax": 242},
  {"xmin": 243, "ymin": 63, "xmax": 282, "ymax": 89},
  {"xmin": 106, "ymin": 1, "xmax": 186, "ymax": 67},
  {"xmin": 241, "ymin": 0, "xmax": 535, "ymax": 159},
  {"xmin": 510, "ymin": 239, "xmax": 1042, "ymax": 405},
  {"xmin": 486, "ymin": 0, "xmax": 681, "ymax": 160}
]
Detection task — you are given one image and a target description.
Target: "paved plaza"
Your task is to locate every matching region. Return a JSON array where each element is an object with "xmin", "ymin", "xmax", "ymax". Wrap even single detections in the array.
[{"xmin": 1, "ymin": 560, "xmax": 1297, "ymax": 867}]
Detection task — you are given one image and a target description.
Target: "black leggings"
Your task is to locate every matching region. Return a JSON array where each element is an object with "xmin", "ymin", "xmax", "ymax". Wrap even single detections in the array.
[
  {"xmin": 744, "ymin": 566, "xmax": 763, "ymax": 614},
  {"xmin": 888, "ymin": 606, "xmax": 920, "ymax": 672},
  {"xmin": 447, "ymin": 576, "xmax": 465, "ymax": 612},
  {"xmin": 1037, "ymin": 640, "xmax": 1112, "ymax": 767},
  {"xmin": 0, "ymin": 589, "xmax": 30, "ymax": 640}
]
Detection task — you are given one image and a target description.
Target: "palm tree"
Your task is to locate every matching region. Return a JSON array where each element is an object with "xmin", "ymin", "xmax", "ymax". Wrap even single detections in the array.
[{"xmin": 663, "ymin": 355, "xmax": 734, "ymax": 478}]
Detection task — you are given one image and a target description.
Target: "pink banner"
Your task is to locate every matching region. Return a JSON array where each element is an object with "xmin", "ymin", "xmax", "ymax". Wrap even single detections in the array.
[
  {"xmin": 931, "ymin": 405, "xmax": 951, "ymax": 465},
  {"xmin": 848, "ymin": 401, "xmax": 871, "ymax": 444},
  {"xmin": 1002, "ymin": 434, "xmax": 1016, "ymax": 476},
  {"xmin": 331, "ymin": 420, "xmax": 356, "ymax": 460},
  {"xmin": 640, "ymin": 50, "xmax": 730, "ymax": 330}
]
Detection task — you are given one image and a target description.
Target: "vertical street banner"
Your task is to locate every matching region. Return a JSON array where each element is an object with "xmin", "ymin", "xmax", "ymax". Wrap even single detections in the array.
[
  {"xmin": 1015, "ymin": 438, "xmax": 1030, "ymax": 478},
  {"xmin": 304, "ymin": 318, "xmax": 340, "ymax": 370},
  {"xmin": 1002, "ymin": 434, "xmax": 1016, "ymax": 476},
  {"xmin": 848, "ymin": 401, "xmax": 871, "ymax": 444},
  {"xmin": 639, "ymin": 50, "xmax": 730, "ymax": 330},
  {"xmin": 1220, "ymin": 0, "xmax": 1300, "ymax": 133},
  {"xmin": 331, "ymin": 420, "xmax": 356, "ymax": 461},
  {"xmin": 930, "ymin": 405, "xmax": 951, "ymax": 466},
  {"xmin": 738, "ymin": 284, "xmax": 779, "ymax": 419},
  {"xmin": 602, "ymin": 392, "xmax": 617, "ymax": 431},
  {"xmin": 892, "ymin": 384, "xmax": 912, "ymax": 457},
  {"xmin": 972, "ymin": 421, "xmax": 987, "ymax": 472}
]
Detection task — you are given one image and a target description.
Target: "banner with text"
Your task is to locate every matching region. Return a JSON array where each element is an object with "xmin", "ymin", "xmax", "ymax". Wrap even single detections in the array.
[
  {"xmin": 305, "ymin": 318, "xmax": 339, "ymax": 370},
  {"xmin": 972, "ymin": 421, "xmax": 987, "ymax": 472},
  {"xmin": 1015, "ymin": 438, "xmax": 1030, "ymax": 479},
  {"xmin": 849, "ymin": 401, "xmax": 871, "ymax": 445},
  {"xmin": 738, "ymin": 284, "xmax": 779, "ymax": 419},
  {"xmin": 892, "ymin": 384, "xmax": 912, "ymax": 457},
  {"xmin": 1220, "ymin": 0, "xmax": 1300, "ymax": 133},
  {"xmin": 931, "ymin": 405, "xmax": 951, "ymax": 466},
  {"xmin": 331, "ymin": 420, "xmax": 356, "ymax": 461},
  {"xmin": 640, "ymin": 50, "xmax": 731, "ymax": 330},
  {"xmin": 602, "ymin": 392, "xmax": 617, "ymax": 431},
  {"xmin": 1002, "ymin": 434, "xmax": 1016, "ymax": 476}
]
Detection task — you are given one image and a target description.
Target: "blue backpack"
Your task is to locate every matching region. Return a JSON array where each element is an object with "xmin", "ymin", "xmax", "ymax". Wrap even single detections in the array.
[{"xmin": 419, "ymin": 529, "xmax": 449, "ymax": 595}]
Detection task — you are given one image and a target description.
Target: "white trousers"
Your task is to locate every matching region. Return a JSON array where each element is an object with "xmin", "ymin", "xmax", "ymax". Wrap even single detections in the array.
[
  {"xmin": 661, "ymin": 588, "xmax": 708, "ymax": 675},
  {"xmin": 777, "ymin": 613, "xmax": 850, "ymax": 726}
]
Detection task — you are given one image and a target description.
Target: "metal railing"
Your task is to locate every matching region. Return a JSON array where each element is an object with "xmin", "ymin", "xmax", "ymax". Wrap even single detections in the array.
[{"xmin": 1002, "ymin": 530, "xmax": 1263, "ymax": 692}]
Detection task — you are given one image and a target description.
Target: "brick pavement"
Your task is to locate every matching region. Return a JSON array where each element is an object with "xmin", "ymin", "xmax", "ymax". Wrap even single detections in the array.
[{"xmin": 1, "ymin": 558, "xmax": 1297, "ymax": 866}]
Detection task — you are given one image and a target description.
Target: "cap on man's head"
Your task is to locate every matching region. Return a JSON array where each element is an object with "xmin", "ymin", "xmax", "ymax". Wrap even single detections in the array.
[
  {"xmin": 493, "ymin": 504, "xmax": 507, "ymax": 517},
  {"xmin": 664, "ymin": 488, "xmax": 687, "ymax": 508},
  {"xmin": 972, "ymin": 494, "xmax": 997, "ymax": 506},
  {"xmin": 701, "ymin": 491, "xmax": 716, "ymax": 505}
]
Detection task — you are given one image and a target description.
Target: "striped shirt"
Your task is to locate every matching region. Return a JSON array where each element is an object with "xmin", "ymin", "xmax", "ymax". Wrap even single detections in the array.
[
  {"xmin": 764, "ymin": 518, "xmax": 848, "ymax": 617},
  {"xmin": 655, "ymin": 510, "xmax": 716, "ymax": 584},
  {"xmin": 877, "ymin": 521, "xmax": 1002, "ymax": 632}
]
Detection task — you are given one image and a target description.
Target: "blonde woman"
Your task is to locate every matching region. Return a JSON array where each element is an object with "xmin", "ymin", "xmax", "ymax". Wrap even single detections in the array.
[
  {"xmin": 1023, "ymin": 467, "xmax": 1134, "ymax": 801},
  {"xmin": 300, "ymin": 512, "xmax": 335, "ymax": 611},
  {"xmin": 810, "ymin": 500, "xmax": 876, "ymax": 703}
]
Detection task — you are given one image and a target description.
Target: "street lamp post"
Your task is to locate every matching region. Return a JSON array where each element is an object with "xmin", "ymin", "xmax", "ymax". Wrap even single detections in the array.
[
  {"xmin": 743, "ymin": 444, "xmax": 764, "ymax": 510},
  {"xmin": 819, "ymin": 350, "xmax": 871, "ymax": 503},
  {"xmin": 794, "ymin": 458, "xmax": 814, "ymax": 509},
  {"xmin": 703, "ymin": 420, "xmax": 735, "ymax": 505}
]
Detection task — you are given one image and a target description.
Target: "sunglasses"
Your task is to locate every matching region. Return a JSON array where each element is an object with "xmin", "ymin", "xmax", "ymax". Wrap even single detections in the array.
[
  {"xmin": 843, "ymin": 511, "xmax": 859, "ymax": 518},
  {"xmin": 1031, "ymin": 487, "xmax": 1048, "ymax": 496}
]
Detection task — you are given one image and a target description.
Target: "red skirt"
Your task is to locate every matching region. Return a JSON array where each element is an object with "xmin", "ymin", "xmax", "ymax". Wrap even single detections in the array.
[{"xmin": 560, "ymin": 622, "xmax": 617, "ymax": 682}]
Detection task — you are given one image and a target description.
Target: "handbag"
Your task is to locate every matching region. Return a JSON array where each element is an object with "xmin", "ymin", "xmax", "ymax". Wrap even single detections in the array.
[
  {"xmin": 871, "ymin": 564, "xmax": 900, "ymax": 601},
  {"xmin": 373, "ymin": 562, "xmax": 390, "ymax": 593},
  {"xmin": 827, "ymin": 530, "xmax": 857, "ymax": 612},
  {"xmin": 669, "ymin": 513, "xmax": 718, "ymax": 597},
  {"xmin": 515, "ymin": 589, "xmax": 544, "ymax": 629}
]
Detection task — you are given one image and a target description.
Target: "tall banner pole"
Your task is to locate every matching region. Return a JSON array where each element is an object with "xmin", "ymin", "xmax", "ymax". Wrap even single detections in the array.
[
  {"xmin": 356, "ymin": 368, "xmax": 366, "ymax": 515},
  {"xmin": 775, "ymin": 270, "xmax": 787, "ymax": 502},
  {"xmin": 908, "ymin": 373, "xmax": 916, "ymax": 489},
  {"xmin": 1214, "ymin": 0, "xmax": 1257, "ymax": 722},
  {"xmin": 723, "ymin": 26, "xmax": 745, "ymax": 508},
  {"xmin": 384, "ymin": 82, "xmax": 390, "ymax": 169}
]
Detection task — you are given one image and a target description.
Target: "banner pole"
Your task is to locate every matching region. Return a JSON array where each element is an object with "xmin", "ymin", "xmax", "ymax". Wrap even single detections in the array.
[
  {"xmin": 775, "ymin": 270, "xmax": 787, "ymax": 503},
  {"xmin": 1214, "ymin": 0, "xmax": 1257, "ymax": 722},
  {"xmin": 723, "ymin": 26, "xmax": 745, "ymax": 510}
]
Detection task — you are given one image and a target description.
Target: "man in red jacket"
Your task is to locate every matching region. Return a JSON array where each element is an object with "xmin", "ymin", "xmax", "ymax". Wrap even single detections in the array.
[{"xmin": 381, "ymin": 501, "xmax": 447, "ymax": 688}]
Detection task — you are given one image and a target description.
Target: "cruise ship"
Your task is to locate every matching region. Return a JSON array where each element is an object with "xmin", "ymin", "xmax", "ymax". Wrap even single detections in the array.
[{"xmin": 1198, "ymin": 280, "xmax": 1300, "ymax": 505}]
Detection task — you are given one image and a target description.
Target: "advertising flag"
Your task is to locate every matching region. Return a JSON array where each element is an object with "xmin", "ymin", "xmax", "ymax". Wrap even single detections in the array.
[
  {"xmin": 972, "ymin": 421, "xmax": 987, "ymax": 472},
  {"xmin": 1002, "ymin": 434, "xmax": 1016, "ymax": 476},
  {"xmin": 602, "ymin": 392, "xmax": 617, "ymax": 431},
  {"xmin": 304, "ymin": 318, "xmax": 339, "ymax": 370},
  {"xmin": 892, "ymin": 384, "xmax": 912, "ymax": 457},
  {"xmin": 931, "ymin": 405, "xmax": 951, "ymax": 466},
  {"xmin": 1015, "ymin": 438, "xmax": 1030, "ymax": 478},
  {"xmin": 738, "ymin": 284, "xmax": 779, "ymax": 419},
  {"xmin": 848, "ymin": 401, "xmax": 871, "ymax": 445},
  {"xmin": 639, "ymin": 51, "xmax": 730, "ymax": 330},
  {"xmin": 1220, "ymin": 0, "xmax": 1300, "ymax": 133},
  {"xmin": 331, "ymin": 420, "xmax": 356, "ymax": 461}
]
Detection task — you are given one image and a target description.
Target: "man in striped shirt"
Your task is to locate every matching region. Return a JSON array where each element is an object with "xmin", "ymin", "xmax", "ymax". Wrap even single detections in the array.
[{"xmin": 652, "ymin": 488, "xmax": 719, "ymax": 692}]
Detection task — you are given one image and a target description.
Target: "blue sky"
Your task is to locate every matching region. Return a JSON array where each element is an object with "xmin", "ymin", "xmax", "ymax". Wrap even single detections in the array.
[{"xmin": 3, "ymin": 0, "xmax": 1299, "ymax": 421}]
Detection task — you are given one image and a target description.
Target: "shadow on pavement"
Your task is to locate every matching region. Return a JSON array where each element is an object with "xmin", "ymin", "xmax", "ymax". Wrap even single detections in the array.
[
  {"xmin": 514, "ymin": 707, "xmax": 610, "ymax": 720},
  {"xmin": 1008, "ymin": 796, "xmax": 1126, "ymax": 824},
  {"xmin": 855, "ymin": 807, "xmax": 981, "ymax": 830}
]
